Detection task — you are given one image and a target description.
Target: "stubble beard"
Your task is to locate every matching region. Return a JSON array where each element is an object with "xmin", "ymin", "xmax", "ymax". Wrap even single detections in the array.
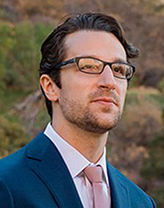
[{"xmin": 60, "ymin": 95, "xmax": 122, "ymax": 134}]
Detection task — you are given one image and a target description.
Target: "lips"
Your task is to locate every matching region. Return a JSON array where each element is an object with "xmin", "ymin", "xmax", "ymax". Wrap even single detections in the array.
[{"xmin": 91, "ymin": 97, "xmax": 118, "ymax": 106}]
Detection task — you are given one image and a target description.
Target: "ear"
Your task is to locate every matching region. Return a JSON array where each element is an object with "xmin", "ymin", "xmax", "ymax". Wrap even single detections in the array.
[{"xmin": 40, "ymin": 74, "xmax": 59, "ymax": 102}]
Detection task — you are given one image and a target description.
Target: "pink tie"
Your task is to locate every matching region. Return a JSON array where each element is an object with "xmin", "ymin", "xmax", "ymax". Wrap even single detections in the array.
[{"xmin": 84, "ymin": 166, "xmax": 109, "ymax": 208}]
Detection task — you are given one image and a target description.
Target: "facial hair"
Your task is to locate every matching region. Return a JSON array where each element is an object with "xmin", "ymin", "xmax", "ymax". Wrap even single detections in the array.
[{"xmin": 59, "ymin": 89, "xmax": 123, "ymax": 134}]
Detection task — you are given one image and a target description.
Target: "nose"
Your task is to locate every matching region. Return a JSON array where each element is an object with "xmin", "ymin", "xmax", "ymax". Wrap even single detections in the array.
[{"xmin": 97, "ymin": 65, "xmax": 116, "ymax": 90}]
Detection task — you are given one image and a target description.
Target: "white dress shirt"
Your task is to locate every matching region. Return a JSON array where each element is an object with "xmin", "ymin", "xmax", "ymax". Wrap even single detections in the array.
[{"xmin": 44, "ymin": 122, "xmax": 111, "ymax": 208}]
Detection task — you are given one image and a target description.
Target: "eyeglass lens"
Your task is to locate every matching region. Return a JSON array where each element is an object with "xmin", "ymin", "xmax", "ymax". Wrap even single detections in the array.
[{"xmin": 78, "ymin": 58, "xmax": 132, "ymax": 79}]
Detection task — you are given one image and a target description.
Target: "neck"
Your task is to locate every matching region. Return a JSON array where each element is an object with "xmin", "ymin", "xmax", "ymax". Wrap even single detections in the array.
[{"xmin": 52, "ymin": 119, "xmax": 108, "ymax": 163}]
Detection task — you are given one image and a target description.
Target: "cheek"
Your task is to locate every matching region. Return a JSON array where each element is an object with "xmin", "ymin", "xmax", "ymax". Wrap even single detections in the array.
[
  {"xmin": 120, "ymin": 87, "xmax": 127, "ymax": 110},
  {"xmin": 61, "ymin": 71, "xmax": 95, "ymax": 100},
  {"xmin": 116, "ymin": 81, "xmax": 127, "ymax": 107},
  {"xmin": 59, "ymin": 80, "xmax": 87, "ymax": 105}
]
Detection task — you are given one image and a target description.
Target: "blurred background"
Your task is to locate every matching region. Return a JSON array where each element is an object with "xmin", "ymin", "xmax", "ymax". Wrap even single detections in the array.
[{"xmin": 0, "ymin": 0, "xmax": 164, "ymax": 207}]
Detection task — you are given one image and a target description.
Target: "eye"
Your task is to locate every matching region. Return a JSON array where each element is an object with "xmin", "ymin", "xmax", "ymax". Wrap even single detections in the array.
[
  {"xmin": 78, "ymin": 58, "xmax": 102, "ymax": 73},
  {"xmin": 80, "ymin": 64, "xmax": 96, "ymax": 70},
  {"xmin": 112, "ymin": 64, "xmax": 126, "ymax": 76}
]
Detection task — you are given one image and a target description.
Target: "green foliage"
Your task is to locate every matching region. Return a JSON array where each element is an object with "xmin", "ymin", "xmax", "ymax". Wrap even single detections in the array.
[
  {"xmin": 158, "ymin": 77, "xmax": 164, "ymax": 93},
  {"xmin": 34, "ymin": 106, "xmax": 50, "ymax": 131},
  {"xmin": 141, "ymin": 131, "xmax": 164, "ymax": 180},
  {"xmin": 0, "ymin": 116, "xmax": 27, "ymax": 158},
  {"xmin": 0, "ymin": 22, "xmax": 53, "ymax": 92},
  {"xmin": 0, "ymin": 21, "xmax": 53, "ymax": 156},
  {"xmin": 126, "ymin": 87, "xmax": 164, "ymax": 109},
  {"xmin": 141, "ymin": 126, "xmax": 164, "ymax": 207},
  {"xmin": 111, "ymin": 87, "xmax": 164, "ymax": 207},
  {"xmin": 151, "ymin": 187, "xmax": 164, "ymax": 208},
  {"xmin": 129, "ymin": 74, "xmax": 140, "ymax": 87}
]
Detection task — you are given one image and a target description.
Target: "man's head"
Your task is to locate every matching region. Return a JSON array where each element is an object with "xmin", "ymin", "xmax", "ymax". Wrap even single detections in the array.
[{"xmin": 39, "ymin": 12, "xmax": 139, "ymax": 119}]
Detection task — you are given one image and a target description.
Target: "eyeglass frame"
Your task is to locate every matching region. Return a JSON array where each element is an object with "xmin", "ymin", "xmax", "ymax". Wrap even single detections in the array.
[{"xmin": 54, "ymin": 56, "xmax": 135, "ymax": 80}]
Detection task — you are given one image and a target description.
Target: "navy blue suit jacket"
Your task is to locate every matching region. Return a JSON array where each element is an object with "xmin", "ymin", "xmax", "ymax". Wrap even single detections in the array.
[{"xmin": 0, "ymin": 133, "xmax": 156, "ymax": 208}]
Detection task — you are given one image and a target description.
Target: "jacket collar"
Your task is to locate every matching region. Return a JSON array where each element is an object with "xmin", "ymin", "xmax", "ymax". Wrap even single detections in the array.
[
  {"xmin": 26, "ymin": 132, "xmax": 84, "ymax": 208},
  {"xmin": 26, "ymin": 132, "xmax": 130, "ymax": 208},
  {"xmin": 107, "ymin": 161, "xmax": 130, "ymax": 208}
]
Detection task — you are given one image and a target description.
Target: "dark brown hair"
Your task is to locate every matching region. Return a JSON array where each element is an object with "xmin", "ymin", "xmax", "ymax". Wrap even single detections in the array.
[{"xmin": 39, "ymin": 12, "xmax": 139, "ymax": 118}]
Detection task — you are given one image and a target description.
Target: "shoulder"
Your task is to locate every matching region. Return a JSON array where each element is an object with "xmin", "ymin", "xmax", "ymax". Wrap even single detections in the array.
[
  {"xmin": 0, "ymin": 177, "xmax": 15, "ymax": 207},
  {"xmin": 0, "ymin": 132, "xmax": 51, "ymax": 205},
  {"xmin": 0, "ymin": 146, "xmax": 26, "ymax": 176},
  {"xmin": 0, "ymin": 132, "xmax": 48, "ymax": 180},
  {"xmin": 0, "ymin": 147, "xmax": 28, "ymax": 208},
  {"xmin": 107, "ymin": 161, "xmax": 156, "ymax": 207}
]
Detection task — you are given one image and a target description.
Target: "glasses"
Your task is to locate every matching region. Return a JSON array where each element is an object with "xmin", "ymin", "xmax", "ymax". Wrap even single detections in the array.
[{"xmin": 54, "ymin": 56, "xmax": 135, "ymax": 80}]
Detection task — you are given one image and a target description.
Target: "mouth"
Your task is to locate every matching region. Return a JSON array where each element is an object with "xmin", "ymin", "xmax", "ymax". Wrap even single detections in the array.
[{"xmin": 91, "ymin": 97, "xmax": 118, "ymax": 107}]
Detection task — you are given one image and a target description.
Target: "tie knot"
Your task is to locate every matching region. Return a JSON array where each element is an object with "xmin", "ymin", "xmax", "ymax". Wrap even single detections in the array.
[{"xmin": 84, "ymin": 165, "xmax": 103, "ymax": 183}]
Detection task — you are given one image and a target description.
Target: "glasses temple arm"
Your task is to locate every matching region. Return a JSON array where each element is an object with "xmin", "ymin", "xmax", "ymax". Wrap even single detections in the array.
[{"xmin": 54, "ymin": 59, "xmax": 75, "ymax": 69}]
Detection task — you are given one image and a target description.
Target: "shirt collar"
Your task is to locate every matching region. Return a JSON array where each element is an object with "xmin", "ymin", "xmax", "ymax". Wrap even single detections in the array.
[
  {"xmin": 95, "ymin": 148, "xmax": 109, "ymax": 186},
  {"xmin": 44, "ymin": 122, "xmax": 109, "ymax": 185}
]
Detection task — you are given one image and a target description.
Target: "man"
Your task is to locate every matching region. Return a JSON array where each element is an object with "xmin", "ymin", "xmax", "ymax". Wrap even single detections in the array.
[{"xmin": 0, "ymin": 12, "xmax": 156, "ymax": 208}]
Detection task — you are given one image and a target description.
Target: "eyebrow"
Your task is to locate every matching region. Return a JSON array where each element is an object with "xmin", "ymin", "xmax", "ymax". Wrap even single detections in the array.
[
  {"xmin": 81, "ymin": 54, "xmax": 128, "ymax": 64},
  {"xmin": 108, "ymin": 58, "xmax": 128, "ymax": 64}
]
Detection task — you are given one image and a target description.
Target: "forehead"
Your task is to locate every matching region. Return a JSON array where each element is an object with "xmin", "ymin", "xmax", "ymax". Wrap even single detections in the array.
[{"xmin": 64, "ymin": 30, "xmax": 127, "ymax": 62}]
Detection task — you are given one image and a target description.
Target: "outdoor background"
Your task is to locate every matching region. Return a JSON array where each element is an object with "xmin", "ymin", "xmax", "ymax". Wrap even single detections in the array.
[{"xmin": 0, "ymin": 0, "xmax": 164, "ymax": 207}]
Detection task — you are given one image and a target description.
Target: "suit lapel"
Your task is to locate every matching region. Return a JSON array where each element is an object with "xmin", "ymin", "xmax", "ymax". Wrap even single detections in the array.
[
  {"xmin": 26, "ymin": 133, "xmax": 131, "ymax": 208},
  {"xmin": 26, "ymin": 133, "xmax": 84, "ymax": 208},
  {"xmin": 107, "ymin": 161, "xmax": 130, "ymax": 208}
]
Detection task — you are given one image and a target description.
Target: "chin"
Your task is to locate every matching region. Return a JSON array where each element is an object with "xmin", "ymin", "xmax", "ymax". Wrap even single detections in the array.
[{"xmin": 81, "ymin": 118, "xmax": 119, "ymax": 134}]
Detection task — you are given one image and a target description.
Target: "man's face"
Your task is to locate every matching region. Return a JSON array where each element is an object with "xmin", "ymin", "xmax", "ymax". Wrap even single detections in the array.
[{"xmin": 56, "ymin": 31, "xmax": 127, "ymax": 134}]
